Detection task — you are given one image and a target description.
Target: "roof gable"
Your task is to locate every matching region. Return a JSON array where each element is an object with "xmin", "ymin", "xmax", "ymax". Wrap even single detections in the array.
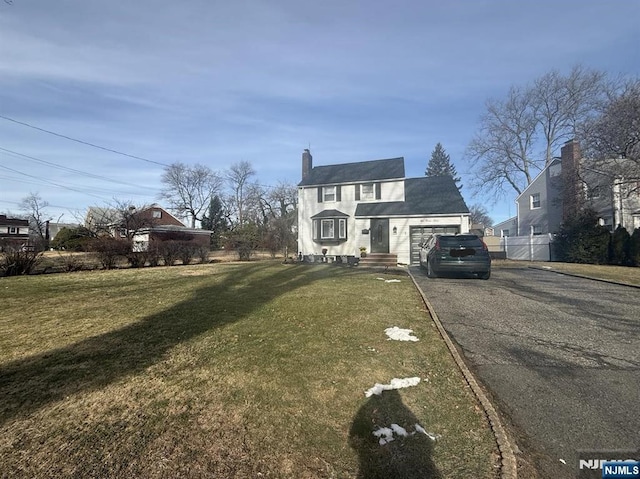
[{"xmin": 298, "ymin": 157, "xmax": 405, "ymax": 186}]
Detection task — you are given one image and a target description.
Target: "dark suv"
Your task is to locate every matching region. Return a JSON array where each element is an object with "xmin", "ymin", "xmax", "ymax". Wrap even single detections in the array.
[{"xmin": 419, "ymin": 234, "xmax": 491, "ymax": 279}]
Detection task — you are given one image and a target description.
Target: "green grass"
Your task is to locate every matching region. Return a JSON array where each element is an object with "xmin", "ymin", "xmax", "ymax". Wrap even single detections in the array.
[
  {"xmin": 0, "ymin": 262, "xmax": 497, "ymax": 478},
  {"xmin": 494, "ymin": 259, "xmax": 640, "ymax": 286}
]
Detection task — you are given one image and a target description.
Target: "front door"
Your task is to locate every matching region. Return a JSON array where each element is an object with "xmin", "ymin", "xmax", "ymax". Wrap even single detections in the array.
[{"xmin": 370, "ymin": 219, "xmax": 389, "ymax": 254}]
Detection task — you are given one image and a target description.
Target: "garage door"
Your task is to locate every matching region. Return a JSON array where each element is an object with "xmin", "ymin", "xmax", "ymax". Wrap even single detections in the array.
[{"xmin": 409, "ymin": 226, "xmax": 460, "ymax": 264}]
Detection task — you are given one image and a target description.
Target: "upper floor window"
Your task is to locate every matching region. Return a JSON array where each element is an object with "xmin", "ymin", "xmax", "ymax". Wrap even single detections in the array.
[
  {"xmin": 530, "ymin": 193, "xmax": 541, "ymax": 209},
  {"xmin": 318, "ymin": 185, "xmax": 340, "ymax": 203},
  {"xmin": 152, "ymin": 210, "xmax": 162, "ymax": 219},
  {"xmin": 531, "ymin": 225, "xmax": 542, "ymax": 236},
  {"xmin": 501, "ymin": 229, "xmax": 510, "ymax": 237},
  {"xmin": 323, "ymin": 186, "xmax": 336, "ymax": 202},
  {"xmin": 361, "ymin": 183, "xmax": 375, "ymax": 200},
  {"xmin": 9, "ymin": 227, "xmax": 17, "ymax": 234},
  {"xmin": 355, "ymin": 182, "xmax": 381, "ymax": 201}
]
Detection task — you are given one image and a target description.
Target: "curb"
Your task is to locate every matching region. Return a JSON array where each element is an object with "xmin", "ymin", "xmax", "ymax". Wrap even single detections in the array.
[
  {"xmin": 407, "ymin": 269, "xmax": 518, "ymax": 479},
  {"xmin": 527, "ymin": 265, "xmax": 640, "ymax": 289}
]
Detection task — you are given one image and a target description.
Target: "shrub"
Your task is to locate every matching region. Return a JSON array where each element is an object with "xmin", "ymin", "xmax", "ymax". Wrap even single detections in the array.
[
  {"xmin": 51, "ymin": 226, "xmax": 93, "ymax": 251},
  {"xmin": 630, "ymin": 228, "xmax": 640, "ymax": 267},
  {"xmin": 0, "ymin": 249, "xmax": 42, "ymax": 276},
  {"xmin": 224, "ymin": 224, "xmax": 260, "ymax": 261},
  {"xmin": 553, "ymin": 208, "xmax": 611, "ymax": 264},
  {"xmin": 610, "ymin": 225, "xmax": 631, "ymax": 265},
  {"xmin": 126, "ymin": 252, "xmax": 146, "ymax": 268},
  {"xmin": 58, "ymin": 253, "xmax": 85, "ymax": 272},
  {"xmin": 178, "ymin": 242, "xmax": 197, "ymax": 265},
  {"xmin": 196, "ymin": 245, "xmax": 210, "ymax": 263},
  {"xmin": 158, "ymin": 241, "xmax": 181, "ymax": 266},
  {"xmin": 89, "ymin": 237, "xmax": 130, "ymax": 269}
]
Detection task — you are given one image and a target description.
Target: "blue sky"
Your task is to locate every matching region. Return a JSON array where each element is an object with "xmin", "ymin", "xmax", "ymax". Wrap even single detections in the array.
[{"xmin": 1, "ymin": 0, "xmax": 639, "ymax": 225}]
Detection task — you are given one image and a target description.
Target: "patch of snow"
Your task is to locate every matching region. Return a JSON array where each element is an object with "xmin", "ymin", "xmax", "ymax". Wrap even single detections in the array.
[
  {"xmin": 385, "ymin": 326, "xmax": 419, "ymax": 342},
  {"xmin": 559, "ymin": 459, "xmax": 566, "ymax": 464},
  {"xmin": 385, "ymin": 279, "xmax": 401, "ymax": 283},
  {"xmin": 365, "ymin": 377, "xmax": 421, "ymax": 397},
  {"xmin": 414, "ymin": 424, "xmax": 441, "ymax": 441},
  {"xmin": 373, "ymin": 423, "xmax": 440, "ymax": 445},
  {"xmin": 376, "ymin": 277, "xmax": 385, "ymax": 281}
]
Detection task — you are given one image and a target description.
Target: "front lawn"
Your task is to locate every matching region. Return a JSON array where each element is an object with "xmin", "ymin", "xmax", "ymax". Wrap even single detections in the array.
[{"xmin": 0, "ymin": 262, "xmax": 497, "ymax": 478}]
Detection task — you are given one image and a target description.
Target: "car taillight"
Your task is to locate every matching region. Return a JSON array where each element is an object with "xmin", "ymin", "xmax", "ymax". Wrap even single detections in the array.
[{"xmin": 435, "ymin": 238, "xmax": 441, "ymax": 251}]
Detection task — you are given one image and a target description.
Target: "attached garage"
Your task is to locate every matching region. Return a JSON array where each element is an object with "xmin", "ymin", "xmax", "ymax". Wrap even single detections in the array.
[{"xmin": 409, "ymin": 225, "xmax": 460, "ymax": 264}]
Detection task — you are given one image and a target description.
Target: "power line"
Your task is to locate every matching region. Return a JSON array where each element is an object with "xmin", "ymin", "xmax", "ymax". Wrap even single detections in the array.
[
  {"xmin": 0, "ymin": 114, "xmax": 170, "ymax": 167},
  {"xmin": 0, "ymin": 164, "xmax": 110, "ymax": 200},
  {"xmin": 0, "ymin": 146, "xmax": 161, "ymax": 191}
]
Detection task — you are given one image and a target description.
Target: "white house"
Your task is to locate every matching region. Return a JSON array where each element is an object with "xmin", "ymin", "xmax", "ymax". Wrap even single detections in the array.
[{"xmin": 297, "ymin": 149, "xmax": 470, "ymax": 265}]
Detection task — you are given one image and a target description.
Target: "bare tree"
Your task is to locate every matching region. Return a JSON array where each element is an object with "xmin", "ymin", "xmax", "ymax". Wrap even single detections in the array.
[
  {"xmin": 225, "ymin": 161, "xmax": 256, "ymax": 227},
  {"xmin": 584, "ymin": 79, "xmax": 640, "ymax": 186},
  {"xmin": 468, "ymin": 204, "xmax": 493, "ymax": 227},
  {"xmin": 19, "ymin": 192, "xmax": 51, "ymax": 250},
  {"xmin": 466, "ymin": 86, "xmax": 539, "ymax": 199},
  {"xmin": 160, "ymin": 162, "xmax": 223, "ymax": 228},
  {"xmin": 532, "ymin": 65, "xmax": 608, "ymax": 165}
]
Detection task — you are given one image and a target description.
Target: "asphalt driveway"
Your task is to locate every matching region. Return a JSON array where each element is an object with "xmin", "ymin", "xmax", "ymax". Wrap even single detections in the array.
[{"xmin": 410, "ymin": 264, "xmax": 640, "ymax": 479}]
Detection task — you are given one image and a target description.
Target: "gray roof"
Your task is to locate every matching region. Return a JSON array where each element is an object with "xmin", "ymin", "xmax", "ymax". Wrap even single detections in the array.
[
  {"xmin": 355, "ymin": 176, "xmax": 469, "ymax": 217},
  {"xmin": 298, "ymin": 157, "xmax": 405, "ymax": 186},
  {"xmin": 311, "ymin": 209, "xmax": 349, "ymax": 219}
]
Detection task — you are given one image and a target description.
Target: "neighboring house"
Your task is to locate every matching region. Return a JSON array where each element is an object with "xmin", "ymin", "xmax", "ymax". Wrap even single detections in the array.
[
  {"xmin": 0, "ymin": 214, "xmax": 30, "ymax": 251},
  {"xmin": 297, "ymin": 149, "xmax": 470, "ymax": 265},
  {"xmin": 493, "ymin": 217, "xmax": 517, "ymax": 238},
  {"xmin": 517, "ymin": 140, "xmax": 640, "ymax": 236},
  {"xmin": 85, "ymin": 204, "xmax": 211, "ymax": 250}
]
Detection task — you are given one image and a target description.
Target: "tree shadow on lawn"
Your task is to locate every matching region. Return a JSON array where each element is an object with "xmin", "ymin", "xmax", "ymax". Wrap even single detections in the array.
[
  {"xmin": 349, "ymin": 390, "xmax": 442, "ymax": 479},
  {"xmin": 0, "ymin": 263, "xmax": 341, "ymax": 426}
]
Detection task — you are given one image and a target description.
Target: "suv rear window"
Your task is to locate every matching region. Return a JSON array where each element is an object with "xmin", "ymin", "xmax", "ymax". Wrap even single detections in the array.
[{"xmin": 439, "ymin": 236, "xmax": 483, "ymax": 248}]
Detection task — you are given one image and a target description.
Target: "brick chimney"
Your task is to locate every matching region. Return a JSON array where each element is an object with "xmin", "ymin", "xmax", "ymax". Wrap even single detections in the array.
[
  {"xmin": 302, "ymin": 149, "xmax": 313, "ymax": 181},
  {"xmin": 561, "ymin": 139, "xmax": 582, "ymax": 220}
]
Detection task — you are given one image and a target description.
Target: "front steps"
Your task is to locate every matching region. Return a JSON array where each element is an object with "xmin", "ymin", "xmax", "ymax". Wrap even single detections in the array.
[{"xmin": 358, "ymin": 253, "xmax": 398, "ymax": 268}]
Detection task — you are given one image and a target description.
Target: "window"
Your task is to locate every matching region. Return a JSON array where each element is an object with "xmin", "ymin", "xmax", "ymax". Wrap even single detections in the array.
[
  {"xmin": 501, "ymin": 229, "xmax": 510, "ymax": 237},
  {"xmin": 530, "ymin": 193, "xmax": 541, "ymax": 209},
  {"xmin": 339, "ymin": 219, "xmax": 346, "ymax": 239},
  {"xmin": 321, "ymin": 219, "xmax": 334, "ymax": 239},
  {"xmin": 312, "ymin": 216, "xmax": 348, "ymax": 243},
  {"xmin": 361, "ymin": 183, "xmax": 374, "ymax": 200},
  {"xmin": 9, "ymin": 227, "xmax": 17, "ymax": 234},
  {"xmin": 152, "ymin": 210, "xmax": 162, "ymax": 219},
  {"xmin": 531, "ymin": 225, "xmax": 542, "ymax": 236},
  {"xmin": 323, "ymin": 186, "xmax": 336, "ymax": 202}
]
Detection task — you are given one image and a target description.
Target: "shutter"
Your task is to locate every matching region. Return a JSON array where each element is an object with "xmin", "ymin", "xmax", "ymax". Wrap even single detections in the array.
[
  {"xmin": 355, "ymin": 184, "xmax": 360, "ymax": 201},
  {"xmin": 336, "ymin": 185, "xmax": 341, "ymax": 202},
  {"xmin": 318, "ymin": 187, "xmax": 323, "ymax": 203},
  {"xmin": 375, "ymin": 182, "xmax": 381, "ymax": 199}
]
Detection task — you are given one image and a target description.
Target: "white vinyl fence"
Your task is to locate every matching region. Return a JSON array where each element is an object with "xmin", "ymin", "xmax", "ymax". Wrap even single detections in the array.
[{"xmin": 501, "ymin": 234, "xmax": 554, "ymax": 261}]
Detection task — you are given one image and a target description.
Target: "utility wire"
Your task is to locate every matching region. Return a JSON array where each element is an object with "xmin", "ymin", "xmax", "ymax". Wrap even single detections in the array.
[
  {"xmin": 0, "ymin": 114, "xmax": 169, "ymax": 167},
  {"xmin": 0, "ymin": 164, "xmax": 111, "ymax": 200},
  {"xmin": 0, "ymin": 146, "xmax": 161, "ymax": 191}
]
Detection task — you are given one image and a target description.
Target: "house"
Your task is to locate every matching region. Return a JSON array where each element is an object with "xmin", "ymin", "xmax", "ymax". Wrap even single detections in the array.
[
  {"xmin": 493, "ymin": 217, "xmax": 517, "ymax": 238},
  {"xmin": 0, "ymin": 214, "xmax": 30, "ymax": 251},
  {"xmin": 517, "ymin": 140, "xmax": 640, "ymax": 236},
  {"xmin": 85, "ymin": 204, "xmax": 211, "ymax": 250},
  {"xmin": 297, "ymin": 149, "xmax": 470, "ymax": 265}
]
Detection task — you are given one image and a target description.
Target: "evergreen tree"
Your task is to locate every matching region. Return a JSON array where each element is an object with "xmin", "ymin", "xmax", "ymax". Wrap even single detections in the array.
[
  {"xmin": 426, "ymin": 143, "xmax": 462, "ymax": 190},
  {"xmin": 201, "ymin": 196, "xmax": 228, "ymax": 249}
]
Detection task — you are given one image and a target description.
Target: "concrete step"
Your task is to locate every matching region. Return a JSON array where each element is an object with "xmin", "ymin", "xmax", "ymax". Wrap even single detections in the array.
[{"xmin": 358, "ymin": 253, "xmax": 398, "ymax": 267}]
